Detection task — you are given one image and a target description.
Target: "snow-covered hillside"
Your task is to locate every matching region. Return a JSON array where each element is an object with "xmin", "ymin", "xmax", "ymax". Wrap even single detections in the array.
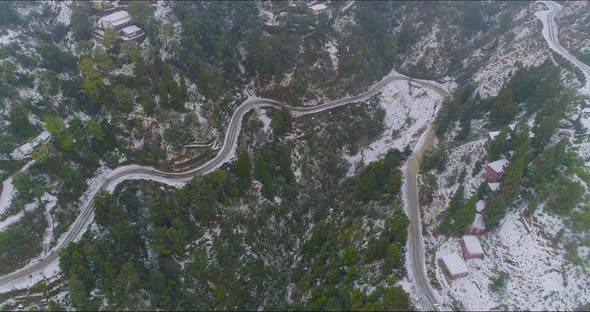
[
  {"xmin": 468, "ymin": 4, "xmax": 554, "ymax": 98},
  {"xmin": 556, "ymin": 1, "xmax": 590, "ymax": 61},
  {"xmin": 344, "ymin": 77, "xmax": 452, "ymax": 175},
  {"xmin": 436, "ymin": 207, "xmax": 589, "ymax": 310}
]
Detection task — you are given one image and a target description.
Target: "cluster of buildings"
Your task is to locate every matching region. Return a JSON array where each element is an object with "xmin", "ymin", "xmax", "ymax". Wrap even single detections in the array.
[
  {"xmin": 439, "ymin": 124, "xmax": 522, "ymax": 281},
  {"xmin": 439, "ymin": 235, "xmax": 485, "ymax": 280},
  {"xmin": 92, "ymin": 1, "xmax": 146, "ymax": 43}
]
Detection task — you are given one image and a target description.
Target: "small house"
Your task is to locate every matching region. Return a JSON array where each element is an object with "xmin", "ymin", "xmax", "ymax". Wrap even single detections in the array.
[
  {"xmin": 465, "ymin": 213, "xmax": 485, "ymax": 235},
  {"xmin": 308, "ymin": 3, "xmax": 328, "ymax": 15},
  {"xmin": 461, "ymin": 235, "xmax": 484, "ymax": 260},
  {"xmin": 485, "ymin": 159, "xmax": 509, "ymax": 182},
  {"xmin": 120, "ymin": 25, "xmax": 145, "ymax": 41},
  {"xmin": 99, "ymin": 10, "xmax": 132, "ymax": 30},
  {"xmin": 440, "ymin": 253, "xmax": 469, "ymax": 280}
]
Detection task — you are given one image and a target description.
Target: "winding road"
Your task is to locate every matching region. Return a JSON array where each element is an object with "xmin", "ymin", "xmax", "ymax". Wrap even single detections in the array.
[
  {"xmin": 540, "ymin": 1, "xmax": 590, "ymax": 93},
  {"xmin": 2, "ymin": 1, "xmax": 585, "ymax": 306},
  {"xmin": 0, "ymin": 72, "xmax": 449, "ymax": 293}
]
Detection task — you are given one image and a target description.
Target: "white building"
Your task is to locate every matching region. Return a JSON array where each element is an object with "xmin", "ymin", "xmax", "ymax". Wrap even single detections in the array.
[
  {"xmin": 11, "ymin": 130, "xmax": 52, "ymax": 160},
  {"xmin": 440, "ymin": 253, "xmax": 469, "ymax": 279},
  {"xmin": 120, "ymin": 25, "xmax": 144, "ymax": 40},
  {"xmin": 99, "ymin": 10, "xmax": 132, "ymax": 30},
  {"xmin": 308, "ymin": 3, "xmax": 328, "ymax": 15}
]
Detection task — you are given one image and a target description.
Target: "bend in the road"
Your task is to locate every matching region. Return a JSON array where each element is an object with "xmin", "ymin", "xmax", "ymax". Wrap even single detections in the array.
[
  {"xmin": 0, "ymin": 72, "xmax": 449, "ymax": 293},
  {"xmin": 3, "ymin": 0, "xmax": 589, "ymax": 300}
]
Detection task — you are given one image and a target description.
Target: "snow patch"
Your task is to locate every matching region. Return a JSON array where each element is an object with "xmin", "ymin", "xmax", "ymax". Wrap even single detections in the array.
[
  {"xmin": 326, "ymin": 40, "xmax": 339, "ymax": 70},
  {"xmin": 0, "ymin": 200, "xmax": 39, "ymax": 232},
  {"xmin": 343, "ymin": 78, "xmax": 445, "ymax": 176},
  {"xmin": 0, "ymin": 160, "xmax": 36, "ymax": 216},
  {"xmin": 256, "ymin": 108, "xmax": 272, "ymax": 133}
]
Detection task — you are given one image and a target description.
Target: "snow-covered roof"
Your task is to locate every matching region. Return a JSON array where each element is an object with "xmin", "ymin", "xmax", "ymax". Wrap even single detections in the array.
[
  {"xmin": 488, "ymin": 131, "xmax": 500, "ymax": 141},
  {"xmin": 487, "ymin": 159, "xmax": 509, "ymax": 174},
  {"xmin": 100, "ymin": 11, "xmax": 131, "ymax": 28},
  {"xmin": 309, "ymin": 3, "xmax": 328, "ymax": 11},
  {"xmin": 34, "ymin": 130, "xmax": 51, "ymax": 144},
  {"xmin": 14, "ymin": 144, "xmax": 33, "ymax": 158},
  {"xmin": 111, "ymin": 17, "xmax": 131, "ymax": 27},
  {"xmin": 11, "ymin": 130, "xmax": 53, "ymax": 159},
  {"xmin": 488, "ymin": 182, "xmax": 500, "ymax": 192},
  {"xmin": 121, "ymin": 25, "xmax": 141, "ymax": 35},
  {"xmin": 441, "ymin": 253, "xmax": 469, "ymax": 276},
  {"xmin": 463, "ymin": 235, "xmax": 484, "ymax": 255},
  {"xmin": 472, "ymin": 213, "xmax": 485, "ymax": 229},
  {"xmin": 101, "ymin": 10, "xmax": 129, "ymax": 23},
  {"xmin": 476, "ymin": 200, "xmax": 486, "ymax": 213},
  {"xmin": 508, "ymin": 124, "xmax": 516, "ymax": 132}
]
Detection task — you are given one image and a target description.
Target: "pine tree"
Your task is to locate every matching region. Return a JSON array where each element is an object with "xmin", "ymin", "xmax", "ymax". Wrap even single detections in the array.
[
  {"xmin": 486, "ymin": 195, "xmax": 506, "ymax": 228},
  {"xmin": 102, "ymin": 28, "xmax": 119, "ymax": 50},
  {"xmin": 489, "ymin": 128, "xmax": 510, "ymax": 160},
  {"xmin": 255, "ymin": 155, "xmax": 274, "ymax": 199},
  {"xmin": 490, "ymin": 88, "xmax": 518, "ymax": 126},
  {"xmin": 501, "ymin": 126, "xmax": 531, "ymax": 201},
  {"xmin": 236, "ymin": 151, "xmax": 252, "ymax": 192},
  {"xmin": 454, "ymin": 195, "xmax": 477, "ymax": 233},
  {"xmin": 449, "ymin": 184, "xmax": 465, "ymax": 212}
]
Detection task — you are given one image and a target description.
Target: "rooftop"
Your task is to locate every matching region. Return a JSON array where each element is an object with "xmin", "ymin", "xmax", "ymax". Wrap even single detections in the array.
[
  {"xmin": 487, "ymin": 159, "xmax": 509, "ymax": 173},
  {"xmin": 11, "ymin": 130, "xmax": 53, "ymax": 159},
  {"xmin": 121, "ymin": 25, "xmax": 141, "ymax": 34},
  {"xmin": 488, "ymin": 182, "xmax": 500, "ymax": 192},
  {"xmin": 36, "ymin": 130, "xmax": 51, "ymax": 140},
  {"xmin": 309, "ymin": 3, "xmax": 328, "ymax": 10},
  {"xmin": 462, "ymin": 235, "xmax": 484, "ymax": 254},
  {"xmin": 476, "ymin": 200, "xmax": 486, "ymax": 213},
  {"xmin": 441, "ymin": 253, "xmax": 469, "ymax": 276},
  {"xmin": 111, "ymin": 17, "xmax": 131, "ymax": 27},
  {"xmin": 488, "ymin": 131, "xmax": 501, "ymax": 141},
  {"xmin": 101, "ymin": 10, "xmax": 129, "ymax": 23},
  {"xmin": 472, "ymin": 213, "xmax": 485, "ymax": 229},
  {"xmin": 17, "ymin": 143, "xmax": 34, "ymax": 156}
]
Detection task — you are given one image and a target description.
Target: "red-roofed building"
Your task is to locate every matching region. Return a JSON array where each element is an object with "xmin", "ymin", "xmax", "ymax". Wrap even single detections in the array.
[
  {"xmin": 461, "ymin": 235, "xmax": 484, "ymax": 260},
  {"xmin": 465, "ymin": 213, "xmax": 485, "ymax": 235},
  {"xmin": 439, "ymin": 253, "xmax": 469, "ymax": 280},
  {"xmin": 485, "ymin": 159, "xmax": 509, "ymax": 182}
]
